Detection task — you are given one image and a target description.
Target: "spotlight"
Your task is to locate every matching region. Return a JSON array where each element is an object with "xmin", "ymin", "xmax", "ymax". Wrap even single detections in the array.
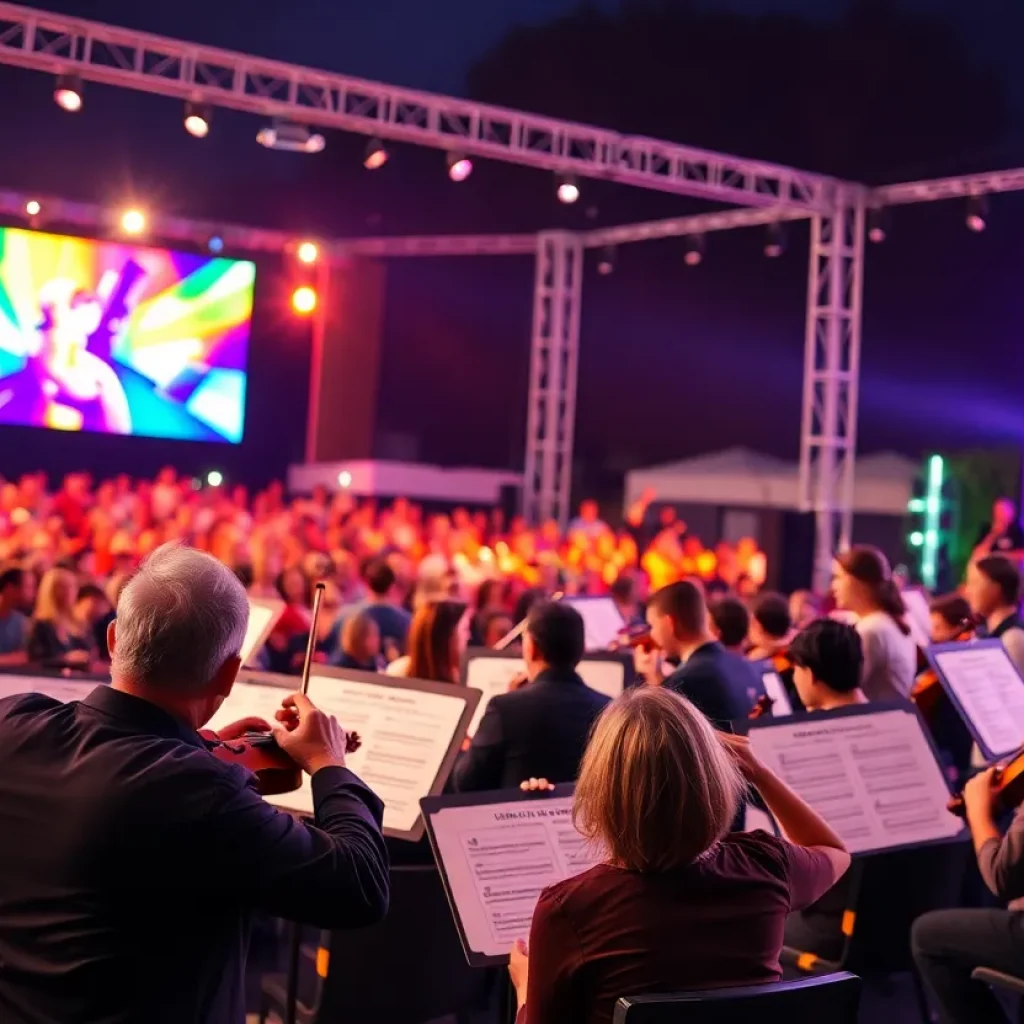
[
  {"xmin": 292, "ymin": 285, "xmax": 317, "ymax": 315},
  {"xmin": 364, "ymin": 138, "xmax": 389, "ymax": 170},
  {"xmin": 556, "ymin": 174, "xmax": 580, "ymax": 204},
  {"xmin": 763, "ymin": 222, "xmax": 786, "ymax": 258},
  {"xmin": 867, "ymin": 207, "xmax": 887, "ymax": 244},
  {"xmin": 25, "ymin": 200, "xmax": 41, "ymax": 217},
  {"xmin": 54, "ymin": 73, "xmax": 83, "ymax": 112},
  {"xmin": 120, "ymin": 208, "xmax": 146, "ymax": 235},
  {"xmin": 683, "ymin": 233, "xmax": 705, "ymax": 267},
  {"xmin": 256, "ymin": 120, "xmax": 325, "ymax": 154},
  {"xmin": 966, "ymin": 195, "xmax": 988, "ymax": 233},
  {"xmin": 207, "ymin": 235, "xmax": 225, "ymax": 254},
  {"xmin": 296, "ymin": 241, "xmax": 318, "ymax": 265},
  {"xmin": 596, "ymin": 245, "xmax": 616, "ymax": 276},
  {"xmin": 447, "ymin": 152, "xmax": 473, "ymax": 182},
  {"xmin": 206, "ymin": 470, "xmax": 224, "ymax": 488},
  {"xmin": 337, "ymin": 470, "xmax": 353, "ymax": 488},
  {"xmin": 184, "ymin": 101, "xmax": 211, "ymax": 139}
]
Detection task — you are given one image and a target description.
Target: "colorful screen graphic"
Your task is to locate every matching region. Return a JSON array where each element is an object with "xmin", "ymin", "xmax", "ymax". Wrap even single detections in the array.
[{"xmin": 0, "ymin": 227, "xmax": 254, "ymax": 443}]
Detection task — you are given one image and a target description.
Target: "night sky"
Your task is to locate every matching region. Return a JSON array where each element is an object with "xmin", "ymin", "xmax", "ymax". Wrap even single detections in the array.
[{"xmin": 1, "ymin": 0, "xmax": 1024, "ymax": 496}]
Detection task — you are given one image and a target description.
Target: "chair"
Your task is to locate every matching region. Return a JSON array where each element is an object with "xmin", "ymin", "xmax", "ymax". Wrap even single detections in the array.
[
  {"xmin": 612, "ymin": 971, "xmax": 861, "ymax": 1024},
  {"xmin": 259, "ymin": 864, "xmax": 478, "ymax": 1024}
]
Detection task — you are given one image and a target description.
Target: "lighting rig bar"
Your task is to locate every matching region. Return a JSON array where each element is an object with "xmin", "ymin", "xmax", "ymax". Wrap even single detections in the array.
[
  {"xmin": 0, "ymin": 1, "xmax": 841, "ymax": 212},
  {"xmin": 870, "ymin": 167, "xmax": 1024, "ymax": 207}
]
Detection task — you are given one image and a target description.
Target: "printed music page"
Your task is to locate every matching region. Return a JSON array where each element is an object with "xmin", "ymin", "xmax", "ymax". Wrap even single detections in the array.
[
  {"xmin": 429, "ymin": 794, "xmax": 605, "ymax": 960},
  {"xmin": 0, "ymin": 675, "xmax": 99, "ymax": 702},
  {"xmin": 563, "ymin": 597, "xmax": 625, "ymax": 651},
  {"xmin": 748, "ymin": 708, "xmax": 962, "ymax": 855},
  {"xmin": 761, "ymin": 671, "xmax": 793, "ymax": 716},
  {"xmin": 464, "ymin": 656, "xmax": 625, "ymax": 736},
  {"xmin": 241, "ymin": 599, "xmax": 283, "ymax": 665},
  {"xmin": 934, "ymin": 644, "xmax": 1024, "ymax": 759}
]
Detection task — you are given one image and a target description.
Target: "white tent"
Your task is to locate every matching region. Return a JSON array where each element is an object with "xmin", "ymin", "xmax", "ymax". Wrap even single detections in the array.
[{"xmin": 624, "ymin": 447, "xmax": 918, "ymax": 517}]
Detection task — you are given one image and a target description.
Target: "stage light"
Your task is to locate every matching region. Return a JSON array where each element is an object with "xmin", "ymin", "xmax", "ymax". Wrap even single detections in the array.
[
  {"xmin": 596, "ymin": 245, "xmax": 616, "ymax": 276},
  {"xmin": 120, "ymin": 208, "xmax": 146, "ymax": 235},
  {"xmin": 447, "ymin": 152, "xmax": 473, "ymax": 182},
  {"xmin": 54, "ymin": 73, "xmax": 83, "ymax": 112},
  {"xmin": 683, "ymin": 234, "xmax": 705, "ymax": 267},
  {"xmin": 364, "ymin": 138, "xmax": 389, "ymax": 170},
  {"xmin": 207, "ymin": 235, "xmax": 224, "ymax": 254},
  {"xmin": 966, "ymin": 195, "xmax": 988, "ymax": 233},
  {"xmin": 296, "ymin": 241, "xmax": 318, "ymax": 265},
  {"xmin": 867, "ymin": 207, "xmax": 887, "ymax": 244},
  {"xmin": 292, "ymin": 285, "xmax": 317, "ymax": 315},
  {"xmin": 256, "ymin": 120, "xmax": 325, "ymax": 154},
  {"xmin": 337, "ymin": 470, "xmax": 353, "ymax": 488},
  {"xmin": 25, "ymin": 200, "xmax": 41, "ymax": 217},
  {"xmin": 909, "ymin": 531, "xmax": 924, "ymax": 548},
  {"xmin": 764, "ymin": 223, "xmax": 785, "ymax": 258},
  {"xmin": 184, "ymin": 101, "xmax": 211, "ymax": 139},
  {"xmin": 206, "ymin": 470, "xmax": 223, "ymax": 488},
  {"xmin": 556, "ymin": 174, "xmax": 580, "ymax": 204}
]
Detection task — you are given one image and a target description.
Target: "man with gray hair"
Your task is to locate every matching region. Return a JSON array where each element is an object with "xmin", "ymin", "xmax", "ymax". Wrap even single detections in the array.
[{"xmin": 0, "ymin": 543, "xmax": 389, "ymax": 1024}]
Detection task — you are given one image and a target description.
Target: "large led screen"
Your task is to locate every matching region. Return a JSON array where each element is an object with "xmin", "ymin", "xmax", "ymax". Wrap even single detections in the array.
[{"xmin": 0, "ymin": 226, "xmax": 254, "ymax": 443}]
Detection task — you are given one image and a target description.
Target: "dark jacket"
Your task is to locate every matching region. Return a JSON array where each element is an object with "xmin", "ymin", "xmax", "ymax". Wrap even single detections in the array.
[
  {"xmin": 665, "ymin": 641, "xmax": 765, "ymax": 727},
  {"xmin": 0, "ymin": 686, "xmax": 389, "ymax": 1024},
  {"xmin": 453, "ymin": 668, "xmax": 611, "ymax": 792}
]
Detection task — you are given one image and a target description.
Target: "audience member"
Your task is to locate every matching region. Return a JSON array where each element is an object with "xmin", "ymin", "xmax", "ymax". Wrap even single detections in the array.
[
  {"xmin": 469, "ymin": 578, "xmax": 506, "ymax": 645},
  {"xmin": 509, "ymin": 686, "xmax": 850, "ymax": 1024},
  {"xmin": 27, "ymin": 567, "xmax": 94, "ymax": 669},
  {"xmin": 635, "ymin": 580, "xmax": 765, "ymax": 726},
  {"xmin": 357, "ymin": 558, "xmax": 413, "ymax": 658},
  {"xmin": 831, "ymin": 546, "xmax": 915, "ymax": 701},
  {"xmin": 0, "ymin": 568, "xmax": 30, "ymax": 667},
  {"xmin": 389, "ymin": 599, "xmax": 467, "ymax": 683},
  {"xmin": 454, "ymin": 602, "xmax": 609, "ymax": 792},
  {"xmin": 965, "ymin": 555, "xmax": 1024, "ymax": 676},
  {"xmin": 337, "ymin": 611, "xmax": 382, "ymax": 672},
  {"xmin": 708, "ymin": 595, "xmax": 750, "ymax": 654},
  {"xmin": 746, "ymin": 591, "xmax": 794, "ymax": 661},
  {"xmin": 285, "ymin": 581, "xmax": 342, "ymax": 672},
  {"xmin": 480, "ymin": 609, "xmax": 514, "ymax": 648}
]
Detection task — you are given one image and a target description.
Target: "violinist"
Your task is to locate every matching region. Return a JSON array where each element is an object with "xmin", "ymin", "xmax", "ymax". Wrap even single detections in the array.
[
  {"xmin": 708, "ymin": 595, "xmax": 750, "ymax": 655},
  {"xmin": 929, "ymin": 594, "xmax": 974, "ymax": 645},
  {"xmin": 912, "ymin": 766, "xmax": 1024, "ymax": 1024},
  {"xmin": 746, "ymin": 592, "xmax": 794, "ymax": 662},
  {"xmin": 0, "ymin": 544, "xmax": 388, "ymax": 1024},
  {"xmin": 966, "ymin": 556, "xmax": 1024, "ymax": 677}
]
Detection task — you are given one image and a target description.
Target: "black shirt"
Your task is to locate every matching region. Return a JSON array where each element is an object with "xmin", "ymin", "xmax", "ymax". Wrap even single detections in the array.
[
  {"xmin": 664, "ymin": 642, "xmax": 766, "ymax": 728},
  {"xmin": 0, "ymin": 686, "xmax": 389, "ymax": 1024},
  {"xmin": 976, "ymin": 521, "xmax": 1024, "ymax": 555}
]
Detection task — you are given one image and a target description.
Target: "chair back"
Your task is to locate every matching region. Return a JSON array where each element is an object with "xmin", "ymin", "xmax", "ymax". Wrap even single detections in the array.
[
  {"xmin": 314, "ymin": 864, "xmax": 477, "ymax": 1023},
  {"xmin": 613, "ymin": 971, "xmax": 860, "ymax": 1024}
]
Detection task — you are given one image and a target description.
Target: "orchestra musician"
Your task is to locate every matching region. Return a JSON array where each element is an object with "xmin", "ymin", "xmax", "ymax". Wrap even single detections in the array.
[
  {"xmin": 0, "ymin": 544, "xmax": 388, "ymax": 1024},
  {"xmin": 746, "ymin": 592, "xmax": 795, "ymax": 662},
  {"xmin": 707, "ymin": 595, "xmax": 750, "ymax": 655},
  {"xmin": 965, "ymin": 556, "xmax": 1024, "ymax": 677}
]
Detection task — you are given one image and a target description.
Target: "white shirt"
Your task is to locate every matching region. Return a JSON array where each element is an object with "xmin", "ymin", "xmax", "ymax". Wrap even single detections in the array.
[{"xmin": 856, "ymin": 611, "xmax": 916, "ymax": 702}]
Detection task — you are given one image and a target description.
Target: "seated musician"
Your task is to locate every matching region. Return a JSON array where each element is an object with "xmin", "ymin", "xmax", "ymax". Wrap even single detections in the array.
[
  {"xmin": 454, "ymin": 601, "xmax": 610, "ymax": 792},
  {"xmin": 509, "ymin": 687, "xmax": 850, "ymax": 1024},
  {"xmin": 782, "ymin": 620, "xmax": 866, "ymax": 961},
  {"xmin": 929, "ymin": 593, "xmax": 974, "ymax": 644},
  {"xmin": 912, "ymin": 768, "xmax": 1024, "ymax": 1024},
  {"xmin": 0, "ymin": 544, "xmax": 389, "ymax": 1024},
  {"xmin": 708, "ymin": 595, "xmax": 750, "ymax": 655},
  {"xmin": 746, "ymin": 592, "xmax": 794, "ymax": 662},
  {"xmin": 966, "ymin": 556, "xmax": 1024, "ymax": 677}
]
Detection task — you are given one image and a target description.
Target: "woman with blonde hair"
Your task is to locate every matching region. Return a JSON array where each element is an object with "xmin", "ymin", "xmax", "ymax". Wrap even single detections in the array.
[
  {"xmin": 509, "ymin": 687, "xmax": 850, "ymax": 1024},
  {"xmin": 27, "ymin": 566, "xmax": 94, "ymax": 668}
]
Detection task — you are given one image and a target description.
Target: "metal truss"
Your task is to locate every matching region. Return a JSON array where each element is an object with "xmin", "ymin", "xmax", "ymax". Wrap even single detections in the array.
[
  {"xmin": 798, "ymin": 194, "xmax": 865, "ymax": 592},
  {"xmin": 523, "ymin": 233, "xmax": 583, "ymax": 528},
  {"xmin": 0, "ymin": 1, "xmax": 838, "ymax": 212},
  {"xmin": 336, "ymin": 234, "xmax": 536, "ymax": 257},
  {"xmin": 871, "ymin": 166, "xmax": 1024, "ymax": 207}
]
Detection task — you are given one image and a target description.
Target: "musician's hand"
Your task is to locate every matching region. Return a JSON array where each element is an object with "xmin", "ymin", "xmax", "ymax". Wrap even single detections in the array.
[
  {"xmin": 273, "ymin": 692, "xmax": 350, "ymax": 775},
  {"xmin": 633, "ymin": 645, "xmax": 664, "ymax": 686},
  {"xmin": 508, "ymin": 939, "xmax": 529, "ymax": 1010},
  {"xmin": 520, "ymin": 777, "xmax": 555, "ymax": 792},
  {"xmin": 718, "ymin": 732, "xmax": 764, "ymax": 782},
  {"xmin": 963, "ymin": 767, "xmax": 1001, "ymax": 821},
  {"xmin": 216, "ymin": 716, "xmax": 272, "ymax": 741}
]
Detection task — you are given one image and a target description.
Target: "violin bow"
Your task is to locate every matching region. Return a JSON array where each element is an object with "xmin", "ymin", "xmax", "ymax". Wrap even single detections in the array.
[{"xmin": 300, "ymin": 582, "xmax": 326, "ymax": 697}]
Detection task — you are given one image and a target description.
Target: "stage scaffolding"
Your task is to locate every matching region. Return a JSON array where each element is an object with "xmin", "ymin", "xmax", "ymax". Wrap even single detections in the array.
[{"xmin": 0, "ymin": 1, "xmax": 1021, "ymax": 590}]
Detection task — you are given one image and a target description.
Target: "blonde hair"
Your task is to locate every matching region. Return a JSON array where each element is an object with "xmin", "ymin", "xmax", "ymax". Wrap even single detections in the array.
[
  {"xmin": 574, "ymin": 687, "xmax": 744, "ymax": 873},
  {"xmin": 34, "ymin": 567, "xmax": 77, "ymax": 623}
]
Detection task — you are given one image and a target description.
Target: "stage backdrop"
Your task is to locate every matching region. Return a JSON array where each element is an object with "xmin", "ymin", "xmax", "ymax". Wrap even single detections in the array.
[{"xmin": 0, "ymin": 226, "xmax": 255, "ymax": 444}]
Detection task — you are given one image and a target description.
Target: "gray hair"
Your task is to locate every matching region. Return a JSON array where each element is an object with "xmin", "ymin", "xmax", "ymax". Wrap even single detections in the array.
[{"xmin": 113, "ymin": 543, "xmax": 249, "ymax": 690}]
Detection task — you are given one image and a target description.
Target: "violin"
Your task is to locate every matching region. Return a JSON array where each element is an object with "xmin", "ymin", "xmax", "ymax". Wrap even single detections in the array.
[
  {"xmin": 202, "ymin": 582, "xmax": 360, "ymax": 796},
  {"xmin": 610, "ymin": 623, "xmax": 656, "ymax": 653},
  {"xmin": 948, "ymin": 749, "xmax": 1024, "ymax": 818}
]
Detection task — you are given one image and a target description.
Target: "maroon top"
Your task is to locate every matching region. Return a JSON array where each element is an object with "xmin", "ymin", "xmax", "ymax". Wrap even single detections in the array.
[{"xmin": 523, "ymin": 830, "xmax": 837, "ymax": 1024}]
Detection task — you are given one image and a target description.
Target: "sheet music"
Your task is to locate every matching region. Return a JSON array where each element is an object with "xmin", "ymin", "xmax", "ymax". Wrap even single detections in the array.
[
  {"xmin": 209, "ymin": 674, "xmax": 470, "ymax": 835},
  {"xmin": 747, "ymin": 708, "xmax": 962, "ymax": 854},
  {"xmin": 242, "ymin": 598, "xmax": 284, "ymax": 665},
  {"xmin": 902, "ymin": 589, "xmax": 932, "ymax": 649},
  {"xmin": 463, "ymin": 656, "xmax": 625, "ymax": 736},
  {"xmin": 428, "ymin": 794, "xmax": 605, "ymax": 959},
  {"xmin": 0, "ymin": 674, "xmax": 100, "ymax": 703},
  {"xmin": 562, "ymin": 597, "xmax": 625, "ymax": 651},
  {"xmin": 935, "ymin": 644, "xmax": 1024, "ymax": 759},
  {"xmin": 761, "ymin": 671, "xmax": 793, "ymax": 717}
]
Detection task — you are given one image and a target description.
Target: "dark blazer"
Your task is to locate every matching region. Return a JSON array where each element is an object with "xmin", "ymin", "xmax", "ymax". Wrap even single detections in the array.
[
  {"xmin": 453, "ymin": 668, "xmax": 611, "ymax": 792},
  {"xmin": 665, "ymin": 641, "xmax": 765, "ymax": 727},
  {"xmin": 0, "ymin": 686, "xmax": 389, "ymax": 1024}
]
